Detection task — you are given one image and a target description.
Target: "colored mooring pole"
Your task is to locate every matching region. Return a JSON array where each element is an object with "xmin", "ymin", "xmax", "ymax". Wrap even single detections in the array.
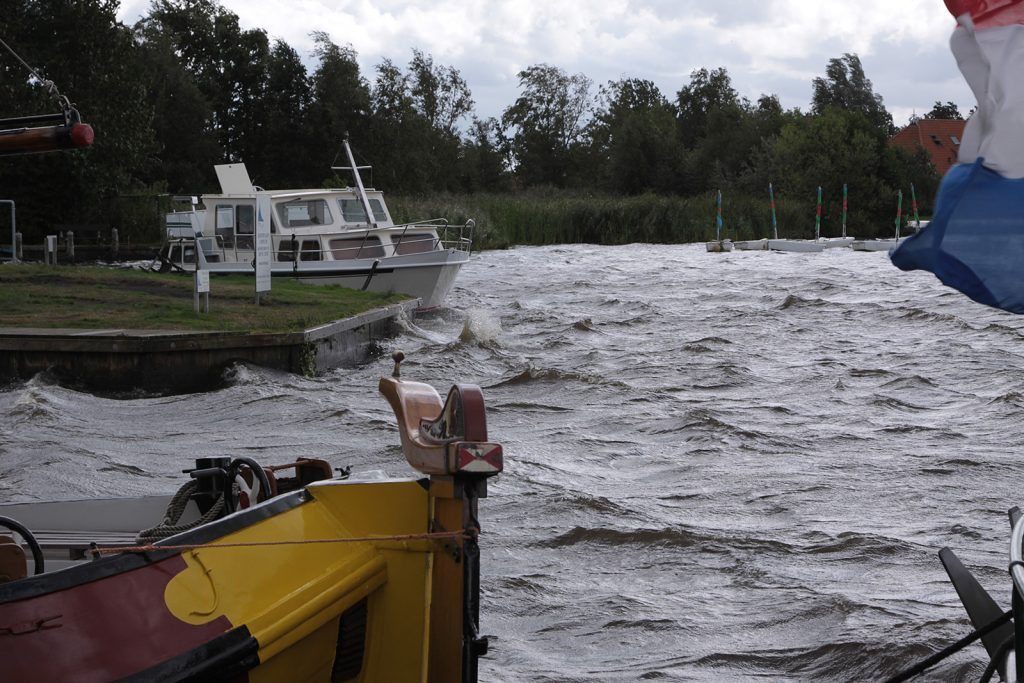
[
  {"xmin": 842, "ymin": 184, "xmax": 848, "ymax": 238},
  {"xmin": 716, "ymin": 190, "xmax": 723, "ymax": 241},
  {"xmin": 910, "ymin": 182, "xmax": 920, "ymax": 225},
  {"xmin": 895, "ymin": 190, "xmax": 904, "ymax": 239},
  {"xmin": 815, "ymin": 186, "xmax": 822, "ymax": 240},
  {"xmin": 769, "ymin": 183, "xmax": 778, "ymax": 239}
]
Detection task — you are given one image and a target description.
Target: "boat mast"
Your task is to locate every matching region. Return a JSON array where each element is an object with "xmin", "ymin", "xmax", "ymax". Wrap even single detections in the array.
[{"xmin": 333, "ymin": 134, "xmax": 378, "ymax": 228}]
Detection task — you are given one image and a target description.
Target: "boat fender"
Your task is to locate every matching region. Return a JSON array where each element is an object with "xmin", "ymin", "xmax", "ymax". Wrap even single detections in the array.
[{"xmin": 0, "ymin": 119, "xmax": 94, "ymax": 157}]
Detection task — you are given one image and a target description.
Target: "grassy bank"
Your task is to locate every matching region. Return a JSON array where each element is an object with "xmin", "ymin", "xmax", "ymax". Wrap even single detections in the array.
[{"xmin": 0, "ymin": 264, "xmax": 408, "ymax": 333}]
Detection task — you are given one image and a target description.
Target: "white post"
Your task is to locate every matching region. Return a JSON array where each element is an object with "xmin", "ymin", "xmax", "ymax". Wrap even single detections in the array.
[
  {"xmin": 45, "ymin": 234, "xmax": 57, "ymax": 265},
  {"xmin": 0, "ymin": 200, "xmax": 15, "ymax": 263},
  {"xmin": 254, "ymin": 192, "xmax": 272, "ymax": 304}
]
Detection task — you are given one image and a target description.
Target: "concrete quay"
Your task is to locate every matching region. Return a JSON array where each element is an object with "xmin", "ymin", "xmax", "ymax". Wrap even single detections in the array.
[{"xmin": 0, "ymin": 299, "xmax": 419, "ymax": 394}]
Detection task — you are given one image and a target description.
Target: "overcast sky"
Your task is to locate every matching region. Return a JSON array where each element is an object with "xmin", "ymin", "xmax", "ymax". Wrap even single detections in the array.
[{"xmin": 116, "ymin": 0, "xmax": 973, "ymax": 128}]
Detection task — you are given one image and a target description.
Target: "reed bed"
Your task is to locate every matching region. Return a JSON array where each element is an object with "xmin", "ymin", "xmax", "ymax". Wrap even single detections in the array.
[{"xmin": 388, "ymin": 191, "xmax": 891, "ymax": 250}]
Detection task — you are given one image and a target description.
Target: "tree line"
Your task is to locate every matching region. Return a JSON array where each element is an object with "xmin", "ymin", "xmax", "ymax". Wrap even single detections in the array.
[{"xmin": 1, "ymin": 0, "xmax": 955, "ymax": 245}]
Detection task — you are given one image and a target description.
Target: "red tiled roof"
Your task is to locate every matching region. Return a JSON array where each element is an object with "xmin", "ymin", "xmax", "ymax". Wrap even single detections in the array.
[{"xmin": 890, "ymin": 119, "xmax": 967, "ymax": 175}]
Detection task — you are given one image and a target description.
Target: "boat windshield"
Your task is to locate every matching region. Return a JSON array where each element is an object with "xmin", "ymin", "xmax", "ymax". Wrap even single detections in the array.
[
  {"xmin": 276, "ymin": 199, "xmax": 333, "ymax": 228},
  {"xmin": 339, "ymin": 198, "xmax": 388, "ymax": 223}
]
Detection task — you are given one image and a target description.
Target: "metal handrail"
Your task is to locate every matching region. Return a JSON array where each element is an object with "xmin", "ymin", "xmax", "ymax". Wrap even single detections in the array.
[
  {"xmin": 1009, "ymin": 514, "xmax": 1024, "ymax": 681},
  {"xmin": 1012, "ymin": 514, "xmax": 1024, "ymax": 596}
]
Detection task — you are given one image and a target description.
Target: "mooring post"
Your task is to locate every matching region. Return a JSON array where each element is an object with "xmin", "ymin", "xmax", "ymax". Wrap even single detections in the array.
[
  {"xmin": 45, "ymin": 234, "xmax": 57, "ymax": 265},
  {"xmin": 0, "ymin": 200, "xmax": 15, "ymax": 263},
  {"xmin": 66, "ymin": 231, "xmax": 75, "ymax": 261},
  {"xmin": 15, "ymin": 232, "xmax": 22, "ymax": 261},
  {"xmin": 111, "ymin": 228, "xmax": 119, "ymax": 257}
]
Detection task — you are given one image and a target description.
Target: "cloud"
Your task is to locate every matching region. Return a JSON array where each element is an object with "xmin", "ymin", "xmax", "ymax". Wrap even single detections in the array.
[{"xmin": 116, "ymin": 0, "xmax": 976, "ymax": 125}]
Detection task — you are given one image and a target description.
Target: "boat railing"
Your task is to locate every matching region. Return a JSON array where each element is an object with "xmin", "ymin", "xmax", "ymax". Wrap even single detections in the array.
[
  {"xmin": 391, "ymin": 217, "xmax": 476, "ymax": 254},
  {"xmin": 1007, "ymin": 513, "xmax": 1024, "ymax": 678}
]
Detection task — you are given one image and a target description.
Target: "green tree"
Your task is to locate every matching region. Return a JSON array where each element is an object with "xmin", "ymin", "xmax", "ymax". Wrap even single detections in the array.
[
  {"xmin": 590, "ymin": 78, "xmax": 682, "ymax": 194},
  {"xmin": 676, "ymin": 67, "xmax": 739, "ymax": 148},
  {"xmin": 767, "ymin": 108, "xmax": 894, "ymax": 237},
  {"xmin": 501, "ymin": 64, "xmax": 593, "ymax": 187},
  {"xmin": 257, "ymin": 40, "xmax": 312, "ymax": 188},
  {"xmin": 408, "ymin": 48, "xmax": 474, "ymax": 137},
  {"xmin": 0, "ymin": 0, "xmax": 156, "ymax": 239},
  {"xmin": 458, "ymin": 117, "xmax": 509, "ymax": 192},
  {"xmin": 306, "ymin": 33, "xmax": 372, "ymax": 185},
  {"xmin": 925, "ymin": 101, "xmax": 963, "ymax": 120},
  {"xmin": 811, "ymin": 53, "xmax": 894, "ymax": 135},
  {"xmin": 132, "ymin": 21, "xmax": 220, "ymax": 192}
]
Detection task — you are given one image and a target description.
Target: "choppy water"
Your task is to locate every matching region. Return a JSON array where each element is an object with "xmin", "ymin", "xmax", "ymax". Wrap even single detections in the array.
[{"xmin": 4, "ymin": 243, "xmax": 1024, "ymax": 680}]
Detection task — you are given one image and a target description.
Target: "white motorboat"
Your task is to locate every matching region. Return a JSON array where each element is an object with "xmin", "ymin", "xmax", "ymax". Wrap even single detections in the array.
[
  {"xmin": 766, "ymin": 239, "xmax": 827, "ymax": 253},
  {"xmin": 819, "ymin": 236, "xmax": 855, "ymax": 248},
  {"xmin": 851, "ymin": 236, "xmax": 909, "ymax": 251},
  {"xmin": 158, "ymin": 138, "xmax": 475, "ymax": 310}
]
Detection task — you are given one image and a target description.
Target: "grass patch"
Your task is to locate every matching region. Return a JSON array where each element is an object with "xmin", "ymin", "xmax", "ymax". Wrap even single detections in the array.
[{"xmin": 0, "ymin": 264, "xmax": 409, "ymax": 333}]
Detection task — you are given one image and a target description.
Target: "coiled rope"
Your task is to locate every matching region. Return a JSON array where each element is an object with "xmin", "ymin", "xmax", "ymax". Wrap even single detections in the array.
[
  {"xmin": 134, "ymin": 479, "xmax": 226, "ymax": 543},
  {"xmin": 883, "ymin": 609, "xmax": 1012, "ymax": 682}
]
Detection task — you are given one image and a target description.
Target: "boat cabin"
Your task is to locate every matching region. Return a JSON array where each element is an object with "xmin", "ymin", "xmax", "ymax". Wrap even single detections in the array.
[{"xmin": 164, "ymin": 186, "xmax": 443, "ymax": 267}]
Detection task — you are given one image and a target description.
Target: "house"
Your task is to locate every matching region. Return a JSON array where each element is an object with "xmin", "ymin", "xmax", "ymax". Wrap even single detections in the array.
[{"xmin": 890, "ymin": 118, "xmax": 967, "ymax": 175}]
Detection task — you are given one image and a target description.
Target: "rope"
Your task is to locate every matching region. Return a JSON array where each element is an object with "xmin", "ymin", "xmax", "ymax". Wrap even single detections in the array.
[
  {"xmin": 0, "ymin": 36, "xmax": 67, "ymax": 110},
  {"xmin": 97, "ymin": 529, "xmax": 471, "ymax": 555},
  {"xmin": 134, "ymin": 480, "xmax": 226, "ymax": 543},
  {"xmin": 884, "ymin": 609, "xmax": 1013, "ymax": 682}
]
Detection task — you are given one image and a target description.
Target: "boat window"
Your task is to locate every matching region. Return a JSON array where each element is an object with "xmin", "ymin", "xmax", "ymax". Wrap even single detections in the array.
[
  {"xmin": 329, "ymin": 237, "xmax": 385, "ymax": 260},
  {"xmin": 300, "ymin": 239, "xmax": 322, "ymax": 261},
  {"xmin": 277, "ymin": 199, "xmax": 333, "ymax": 228},
  {"xmin": 276, "ymin": 236, "xmax": 297, "ymax": 262},
  {"xmin": 237, "ymin": 205, "xmax": 255, "ymax": 234},
  {"xmin": 951, "ymin": 135, "xmax": 960, "ymax": 145},
  {"xmin": 215, "ymin": 205, "xmax": 234, "ymax": 230},
  {"xmin": 169, "ymin": 245, "xmax": 196, "ymax": 264},
  {"xmin": 339, "ymin": 199, "xmax": 369, "ymax": 224},
  {"xmin": 368, "ymin": 198, "xmax": 388, "ymax": 222},
  {"xmin": 394, "ymin": 233, "xmax": 436, "ymax": 255},
  {"xmin": 235, "ymin": 204, "xmax": 255, "ymax": 249},
  {"xmin": 215, "ymin": 205, "xmax": 235, "ymax": 248}
]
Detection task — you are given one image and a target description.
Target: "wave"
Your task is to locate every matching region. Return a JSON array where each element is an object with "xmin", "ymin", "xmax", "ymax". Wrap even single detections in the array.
[
  {"xmin": 779, "ymin": 294, "xmax": 829, "ymax": 309},
  {"xmin": 539, "ymin": 526, "xmax": 705, "ymax": 549},
  {"xmin": 898, "ymin": 307, "xmax": 969, "ymax": 327},
  {"xmin": 490, "ymin": 365, "xmax": 627, "ymax": 389},
  {"xmin": 458, "ymin": 308, "xmax": 503, "ymax": 347},
  {"xmin": 570, "ymin": 318, "xmax": 599, "ymax": 332}
]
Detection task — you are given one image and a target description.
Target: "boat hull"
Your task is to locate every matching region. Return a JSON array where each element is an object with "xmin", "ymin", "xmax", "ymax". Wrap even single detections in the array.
[
  {"xmin": 0, "ymin": 478, "xmax": 460, "ymax": 682},
  {"xmin": 171, "ymin": 249, "xmax": 470, "ymax": 310},
  {"xmin": 766, "ymin": 239, "xmax": 826, "ymax": 253},
  {"xmin": 733, "ymin": 239, "xmax": 768, "ymax": 251},
  {"xmin": 850, "ymin": 237, "xmax": 906, "ymax": 251},
  {"xmin": 706, "ymin": 240, "xmax": 734, "ymax": 252},
  {"xmin": 820, "ymin": 237, "xmax": 856, "ymax": 248}
]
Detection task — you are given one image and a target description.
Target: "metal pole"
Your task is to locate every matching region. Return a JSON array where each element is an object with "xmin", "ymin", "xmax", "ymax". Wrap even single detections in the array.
[
  {"xmin": 769, "ymin": 183, "xmax": 778, "ymax": 240},
  {"xmin": 841, "ymin": 184, "xmax": 848, "ymax": 239},
  {"xmin": 341, "ymin": 135, "xmax": 378, "ymax": 229},
  {"xmin": 814, "ymin": 186, "xmax": 822, "ymax": 241}
]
